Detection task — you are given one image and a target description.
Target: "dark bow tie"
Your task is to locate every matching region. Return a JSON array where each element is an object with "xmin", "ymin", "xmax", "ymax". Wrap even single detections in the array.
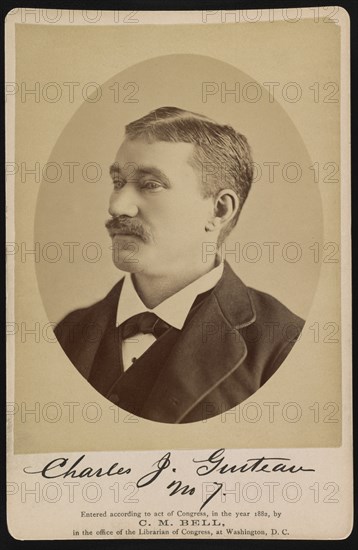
[{"xmin": 121, "ymin": 312, "xmax": 171, "ymax": 340}]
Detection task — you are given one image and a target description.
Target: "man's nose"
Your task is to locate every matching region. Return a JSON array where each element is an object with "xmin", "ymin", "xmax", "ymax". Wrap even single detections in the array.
[{"xmin": 108, "ymin": 187, "xmax": 139, "ymax": 218}]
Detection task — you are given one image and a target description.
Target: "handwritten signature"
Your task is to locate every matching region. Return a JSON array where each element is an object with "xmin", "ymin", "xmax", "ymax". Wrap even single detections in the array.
[{"xmin": 23, "ymin": 448, "xmax": 315, "ymax": 510}]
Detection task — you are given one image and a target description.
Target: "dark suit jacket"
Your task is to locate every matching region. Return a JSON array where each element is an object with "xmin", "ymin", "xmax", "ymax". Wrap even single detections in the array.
[{"xmin": 55, "ymin": 262, "xmax": 304, "ymax": 423}]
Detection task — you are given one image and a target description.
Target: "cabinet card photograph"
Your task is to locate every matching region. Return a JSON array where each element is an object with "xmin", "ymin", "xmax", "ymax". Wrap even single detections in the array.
[{"xmin": 6, "ymin": 7, "xmax": 352, "ymax": 541}]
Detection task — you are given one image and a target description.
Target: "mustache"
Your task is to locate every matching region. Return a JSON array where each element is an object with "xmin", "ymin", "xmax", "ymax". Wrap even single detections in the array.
[{"xmin": 105, "ymin": 217, "xmax": 152, "ymax": 243}]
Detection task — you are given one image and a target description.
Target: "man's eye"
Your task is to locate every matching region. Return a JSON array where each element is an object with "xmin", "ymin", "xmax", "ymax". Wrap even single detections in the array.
[
  {"xmin": 112, "ymin": 180, "xmax": 125, "ymax": 189},
  {"xmin": 142, "ymin": 180, "xmax": 163, "ymax": 191}
]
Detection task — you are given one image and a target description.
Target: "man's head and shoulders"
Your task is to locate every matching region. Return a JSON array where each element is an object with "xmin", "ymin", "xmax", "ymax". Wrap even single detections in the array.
[{"xmin": 55, "ymin": 106, "xmax": 304, "ymax": 420}]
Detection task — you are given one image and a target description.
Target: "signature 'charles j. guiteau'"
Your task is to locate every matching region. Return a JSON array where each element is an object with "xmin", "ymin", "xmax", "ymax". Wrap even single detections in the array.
[{"xmin": 55, "ymin": 106, "xmax": 304, "ymax": 423}]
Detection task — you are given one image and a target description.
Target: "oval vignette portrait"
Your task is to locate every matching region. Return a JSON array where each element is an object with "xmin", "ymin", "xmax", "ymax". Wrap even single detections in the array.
[{"xmin": 34, "ymin": 54, "xmax": 323, "ymax": 424}]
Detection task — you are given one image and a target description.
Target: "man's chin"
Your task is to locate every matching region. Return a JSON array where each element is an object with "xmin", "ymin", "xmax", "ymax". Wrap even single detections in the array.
[
  {"xmin": 110, "ymin": 232, "xmax": 141, "ymax": 241},
  {"xmin": 110, "ymin": 236, "xmax": 144, "ymax": 273},
  {"xmin": 112, "ymin": 260, "xmax": 143, "ymax": 273}
]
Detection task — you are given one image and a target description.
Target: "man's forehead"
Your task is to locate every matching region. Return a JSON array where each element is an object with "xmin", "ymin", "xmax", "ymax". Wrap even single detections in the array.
[{"xmin": 113, "ymin": 138, "xmax": 195, "ymax": 165}]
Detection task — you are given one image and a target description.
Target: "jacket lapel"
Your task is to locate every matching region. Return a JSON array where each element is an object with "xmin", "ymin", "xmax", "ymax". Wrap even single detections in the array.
[
  {"xmin": 74, "ymin": 279, "xmax": 124, "ymax": 380},
  {"xmin": 140, "ymin": 262, "xmax": 256, "ymax": 423}
]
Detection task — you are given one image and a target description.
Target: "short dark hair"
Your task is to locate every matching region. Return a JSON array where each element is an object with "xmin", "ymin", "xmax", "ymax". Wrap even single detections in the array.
[{"xmin": 125, "ymin": 106, "xmax": 253, "ymax": 243}]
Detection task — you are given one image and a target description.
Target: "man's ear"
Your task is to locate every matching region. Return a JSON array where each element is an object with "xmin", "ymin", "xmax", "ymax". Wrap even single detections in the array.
[{"xmin": 205, "ymin": 190, "xmax": 240, "ymax": 233}]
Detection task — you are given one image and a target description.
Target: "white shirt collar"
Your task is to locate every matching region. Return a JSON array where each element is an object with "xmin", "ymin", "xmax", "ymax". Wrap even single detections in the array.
[{"xmin": 116, "ymin": 262, "xmax": 224, "ymax": 330}]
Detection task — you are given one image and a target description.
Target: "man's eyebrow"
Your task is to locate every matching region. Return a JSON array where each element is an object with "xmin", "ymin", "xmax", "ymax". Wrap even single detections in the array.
[
  {"xmin": 109, "ymin": 163, "xmax": 124, "ymax": 177},
  {"xmin": 136, "ymin": 166, "xmax": 170, "ymax": 182},
  {"xmin": 109, "ymin": 163, "xmax": 170, "ymax": 184}
]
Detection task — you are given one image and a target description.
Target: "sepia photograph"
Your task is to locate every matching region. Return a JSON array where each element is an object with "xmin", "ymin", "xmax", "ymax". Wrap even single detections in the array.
[
  {"xmin": 6, "ymin": 6, "xmax": 351, "ymax": 541},
  {"xmin": 54, "ymin": 105, "xmax": 305, "ymax": 423}
]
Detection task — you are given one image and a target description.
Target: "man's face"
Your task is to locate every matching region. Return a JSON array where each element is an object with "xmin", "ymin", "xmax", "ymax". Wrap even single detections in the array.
[{"xmin": 106, "ymin": 138, "xmax": 215, "ymax": 276}]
